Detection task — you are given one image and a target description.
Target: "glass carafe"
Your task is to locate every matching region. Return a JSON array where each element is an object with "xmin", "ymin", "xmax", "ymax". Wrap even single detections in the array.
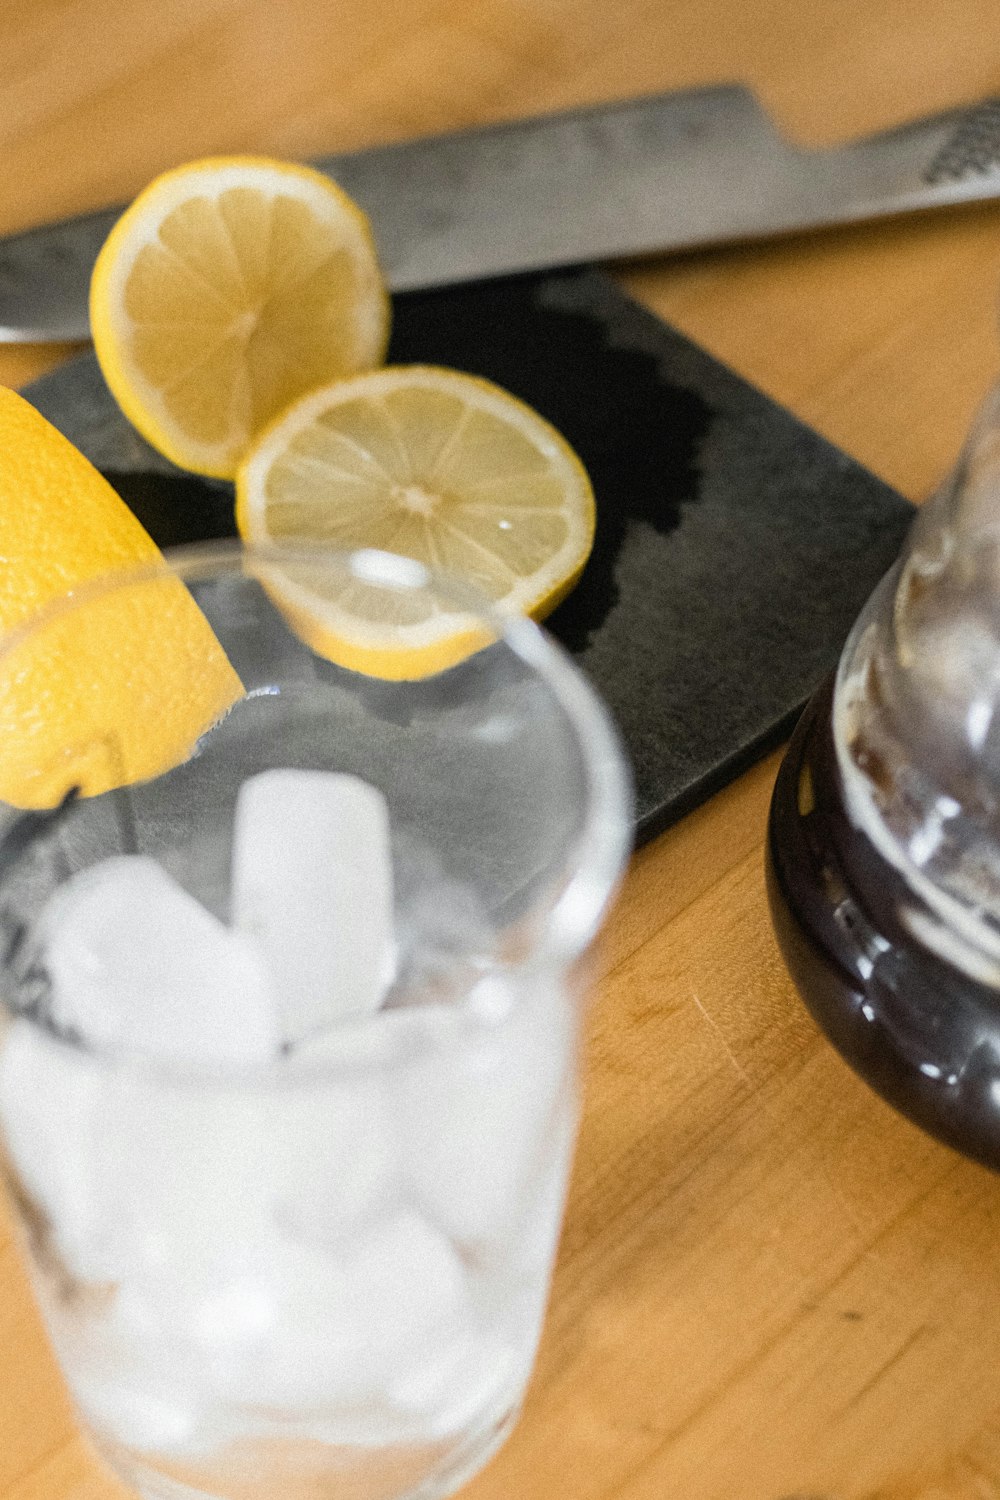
[{"xmin": 767, "ymin": 382, "xmax": 1000, "ymax": 1169}]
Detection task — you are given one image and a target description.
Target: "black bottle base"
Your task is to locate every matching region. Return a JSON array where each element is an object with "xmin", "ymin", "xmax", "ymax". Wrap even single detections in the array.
[{"xmin": 766, "ymin": 677, "xmax": 1000, "ymax": 1172}]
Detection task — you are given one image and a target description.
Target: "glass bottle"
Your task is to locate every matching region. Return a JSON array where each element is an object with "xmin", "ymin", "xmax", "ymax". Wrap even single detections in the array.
[{"xmin": 767, "ymin": 382, "xmax": 1000, "ymax": 1169}]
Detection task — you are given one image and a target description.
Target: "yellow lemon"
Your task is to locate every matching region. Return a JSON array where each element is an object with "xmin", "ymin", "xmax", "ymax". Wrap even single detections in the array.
[
  {"xmin": 235, "ymin": 365, "xmax": 595, "ymax": 679},
  {"xmin": 0, "ymin": 388, "xmax": 242, "ymax": 808},
  {"xmin": 90, "ymin": 156, "xmax": 390, "ymax": 479}
]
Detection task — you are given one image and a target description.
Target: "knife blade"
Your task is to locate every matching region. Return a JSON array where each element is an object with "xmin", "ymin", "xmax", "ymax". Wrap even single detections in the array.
[{"xmin": 3, "ymin": 83, "xmax": 1000, "ymax": 344}]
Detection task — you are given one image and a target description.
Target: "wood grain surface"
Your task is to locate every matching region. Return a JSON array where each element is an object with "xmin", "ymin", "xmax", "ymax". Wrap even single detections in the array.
[{"xmin": 3, "ymin": 3, "xmax": 1000, "ymax": 1498}]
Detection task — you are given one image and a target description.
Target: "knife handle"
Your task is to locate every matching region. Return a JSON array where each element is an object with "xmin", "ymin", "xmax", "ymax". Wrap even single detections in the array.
[
  {"xmin": 921, "ymin": 99, "xmax": 1000, "ymax": 184},
  {"xmin": 796, "ymin": 97, "xmax": 1000, "ymax": 231}
]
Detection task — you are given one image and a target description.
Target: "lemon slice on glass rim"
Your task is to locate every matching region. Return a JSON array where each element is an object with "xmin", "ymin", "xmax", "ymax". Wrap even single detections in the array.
[
  {"xmin": 0, "ymin": 388, "xmax": 242, "ymax": 809},
  {"xmin": 235, "ymin": 365, "xmax": 596, "ymax": 680},
  {"xmin": 90, "ymin": 155, "xmax": 389, "ymax": 479}
]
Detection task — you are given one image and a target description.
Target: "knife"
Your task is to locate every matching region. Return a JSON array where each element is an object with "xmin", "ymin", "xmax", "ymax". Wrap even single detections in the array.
[{"xmin": 3, "ymin": 83, "xmax": 1000, "ymax": 344}]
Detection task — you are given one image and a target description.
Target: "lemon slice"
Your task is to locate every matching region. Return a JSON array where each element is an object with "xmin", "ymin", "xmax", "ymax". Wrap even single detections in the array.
[
  {"xmin": 235, "ymin": 365, "xmax": 595, "ymax": 679},
  {"xmin": 90, "ymin": 156, "xmax": 390, "ymax": 479},
  {"xmin": 0, "ymin": 388, "xmax": 242, "ymax": 808}
]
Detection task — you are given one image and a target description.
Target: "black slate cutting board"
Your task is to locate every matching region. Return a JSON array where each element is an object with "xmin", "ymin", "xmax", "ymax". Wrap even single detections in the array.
[{"xmin": 23, "ymin": 266, "xmax": 914, "ymax": 844}]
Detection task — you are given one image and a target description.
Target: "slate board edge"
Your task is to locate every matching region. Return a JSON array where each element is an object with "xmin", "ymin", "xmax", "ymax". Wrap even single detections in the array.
[{"xmin": 635, "ymin": 695, "xmax": 808, "ymax": 847}]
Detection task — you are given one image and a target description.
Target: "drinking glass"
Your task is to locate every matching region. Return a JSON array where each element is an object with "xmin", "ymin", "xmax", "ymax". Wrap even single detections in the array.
[{"xmin": 0, "ymin": 542, "xmax": 632, "ymax": 1500}]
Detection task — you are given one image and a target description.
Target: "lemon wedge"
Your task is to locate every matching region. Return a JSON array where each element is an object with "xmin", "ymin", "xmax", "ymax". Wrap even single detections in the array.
[
  {"xmin": 90, "ymin": 156, "xmax": 389, "ymax": 479},
  {"xmin": 235, "ymin": 364, "xmax": 595, "ymax": 679},
  {"xmin": 0, "ymin": 388, "xmax": 242, "ymax": 808}
]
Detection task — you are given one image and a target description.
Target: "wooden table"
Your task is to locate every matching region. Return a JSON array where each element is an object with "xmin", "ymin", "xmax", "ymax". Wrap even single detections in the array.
[{"xmin": 4, "ymin": 3, "xmax": 1000, "ymax": 1496}]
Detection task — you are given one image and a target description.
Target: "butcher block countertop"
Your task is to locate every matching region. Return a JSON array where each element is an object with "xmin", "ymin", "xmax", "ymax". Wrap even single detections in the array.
[{"xmin": 4, "ymin": 3, "xmax": 1000, "ymax": 1497}]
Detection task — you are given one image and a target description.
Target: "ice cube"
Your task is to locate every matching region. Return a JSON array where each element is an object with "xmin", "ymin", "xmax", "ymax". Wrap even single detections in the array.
[
  {"xmin": 386, "ymin": 1102, "xmax": 580, "ymax": 1441},
  {"xmin": 68, "ymin": 1360, "xmax": 202, "ymax": 1456},
  {"xmin": 39, "ymin": 855, "xmax": 275, "ymax": 1067},
  {"xmin": 0, "ymin": 1020, "xmax": 104, "ymax": 1277},
  {"xmin": 2, "ymin": 1063, "xmax": 272, "ymax": 1299},
  {"xmin": 88, "ymin": 1066, "xmax": 392, "ymax": 1345},
  {"xmin": 0, "ymin": 1029, "xmax": 272, "ymax": 1306},
  {"xmin": 389, "ymin": 1330, "xmax": 523, "ymax": 1438},
  {"xmin": 3, "ymin": 1028, "xmax": 390, "ymax": 1335},
  {"xmin": 338, "ymin": 1207, "xmax": 468, "ymax": 1361},
  {"xmin": 207, "ymin": 1208, "xmax": 471, "ymax": 1414},
  {"xmin": 100, "ymin": 1076, "xmax": 275, "ymax": 1296},
  {"xmin": 396, "ymin": 976, "xmax": 575, "ymax": 1244},
  {"xmin": 270, "ymin": 1074, "xmax": 393, "ymax": 1248},
  {"xmin": 231, "ymin": 770, "xmax": 395, "ymax": 1044}
]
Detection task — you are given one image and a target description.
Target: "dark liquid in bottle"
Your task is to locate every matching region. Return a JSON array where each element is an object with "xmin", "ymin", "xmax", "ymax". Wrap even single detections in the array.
[{"xmin": 766, "ymin": 675, "xmax": 1000, "ymax": 1170}]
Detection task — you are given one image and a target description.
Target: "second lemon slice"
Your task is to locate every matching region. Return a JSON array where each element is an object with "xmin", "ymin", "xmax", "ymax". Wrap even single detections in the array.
[
  {"xmin": 90, "ymin": 156, "xmax": 390, "ymax": 479},
  {"xmin": 235, "ymin": 365, "xmax": 596, "ymax": 679}
]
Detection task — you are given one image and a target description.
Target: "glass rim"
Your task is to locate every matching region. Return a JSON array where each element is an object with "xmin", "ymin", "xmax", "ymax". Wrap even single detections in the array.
[{"xmin": 0, "ymin": 539, "xmax": 634, "ymax": 1080}]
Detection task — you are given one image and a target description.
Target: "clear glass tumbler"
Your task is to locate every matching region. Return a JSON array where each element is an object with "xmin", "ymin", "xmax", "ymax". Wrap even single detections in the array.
[{"xmin": 0, "ymin": 542, "xmax": 632, "ymax": 1500}]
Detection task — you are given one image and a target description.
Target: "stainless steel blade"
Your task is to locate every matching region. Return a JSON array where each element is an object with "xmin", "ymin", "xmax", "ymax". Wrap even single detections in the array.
[{"xmin": 3, "ymin": 84, "xmax": 1000, "ymax": 343}]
